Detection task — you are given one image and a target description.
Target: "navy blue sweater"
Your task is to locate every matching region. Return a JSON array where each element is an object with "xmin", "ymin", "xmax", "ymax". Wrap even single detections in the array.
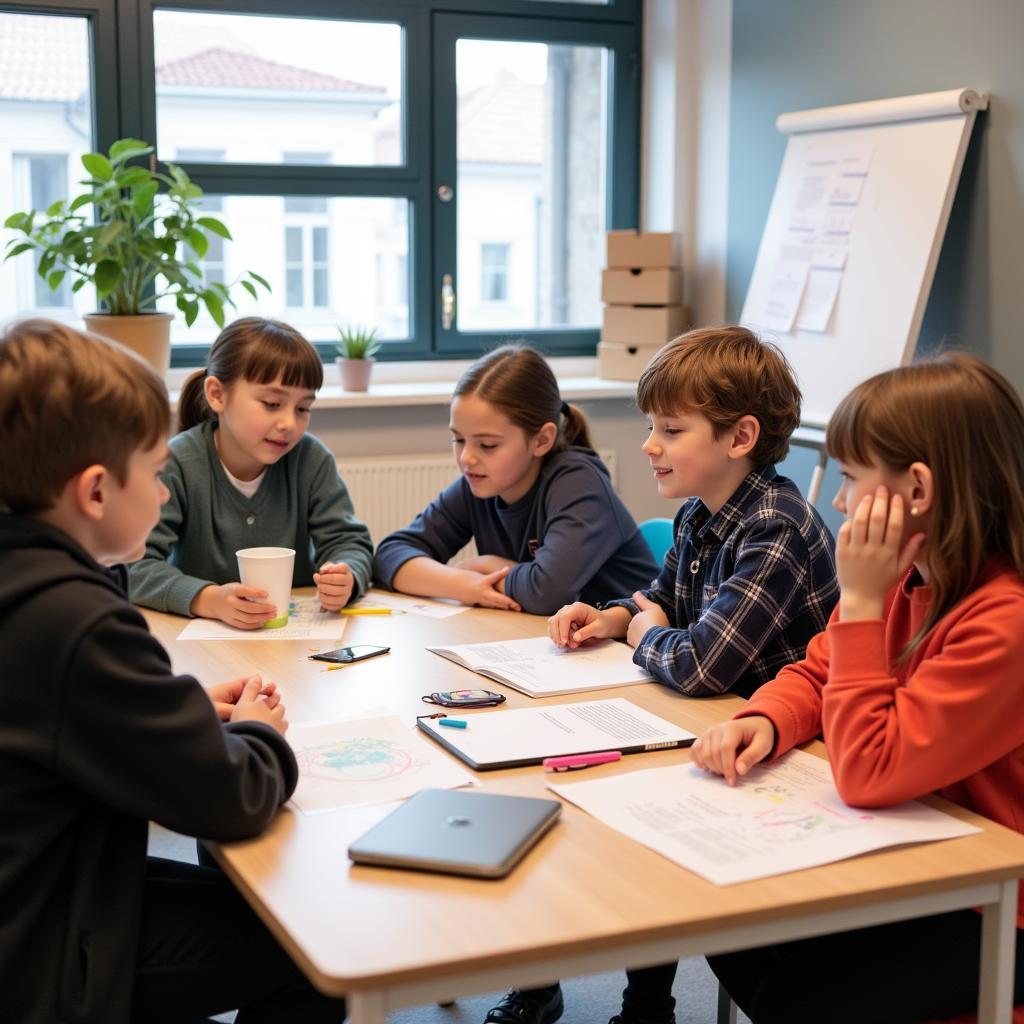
[{"xmin": 373, "ymin": 448, "xmax": 659, "ymax": 615}]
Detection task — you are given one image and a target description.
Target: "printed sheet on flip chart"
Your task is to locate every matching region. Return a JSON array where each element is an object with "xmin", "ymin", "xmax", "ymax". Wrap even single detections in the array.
[
  {"xmin": 551, "ymin": 748, "xmax": 978, "ymax": 885},
  {"xmin": 762, "ymin": 142, "xmax": 873, "ymax": 334}
]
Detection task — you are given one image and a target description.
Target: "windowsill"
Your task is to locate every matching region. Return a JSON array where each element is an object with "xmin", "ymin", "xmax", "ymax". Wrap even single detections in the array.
[{"xmin": 166, "ymin": 356, "xmax": 639, "ymax": 409}]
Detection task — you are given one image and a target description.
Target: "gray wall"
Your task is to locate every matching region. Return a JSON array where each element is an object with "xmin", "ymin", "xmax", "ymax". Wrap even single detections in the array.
[
  {"xmin": 726, "ymin": 0, "xmax": 1024, "ymax": 532},
  {"xmin": 727, "ymin": 0, "xmax": 1024, "ymax": 382}
]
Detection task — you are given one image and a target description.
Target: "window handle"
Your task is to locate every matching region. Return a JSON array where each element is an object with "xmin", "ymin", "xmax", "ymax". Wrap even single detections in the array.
[{"xmin": 441, "ymin": 273, "xmax": 456, "ymax": 330}]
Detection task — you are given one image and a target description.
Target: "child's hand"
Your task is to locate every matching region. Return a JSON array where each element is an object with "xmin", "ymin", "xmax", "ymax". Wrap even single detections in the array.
[
  {"xmin": 458, "ymin": 567, "xmax": 521, "ymax": 611},
  {"xmin": 837, "ymin": 486, "xmax": 925, "ymax": 621},
  {"xmin": 691, "ymin": 717, "xmax": 775, "ymax": 786},
  {"xmin": 548, "ymin": 602, "xmax": 606, "ymax": 648},
  {"xmin": 229, "ymin": 675, "xmax": 288, "ymax": 736},
  {"xmin": 453, "ymin": 554, "xmax": 517, "ymax": 575},
  {"xmin": 192, "ymin": 583, "xmax": 278, "ymax": 630},
  {"xmin": 207, "ymin": 674, "xmax": 280, "ymax": 721},
  {"xmin": 626, "ymin": 592, "xmax": 670, "ymax": 647},
  {"xmin": 314, "ymin": 561, "xmax": 354, "ymax": 611}
]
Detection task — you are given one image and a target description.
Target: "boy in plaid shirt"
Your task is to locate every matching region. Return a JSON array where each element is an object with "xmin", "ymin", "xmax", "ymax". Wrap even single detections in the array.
[{"xmin": 484, "ymin": 326, "xmax": 838, "ymax": 1024}]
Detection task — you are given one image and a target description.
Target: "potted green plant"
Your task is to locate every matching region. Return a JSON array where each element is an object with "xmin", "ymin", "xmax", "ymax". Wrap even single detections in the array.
[
  {"xmin": 3, "ymin": 137, "xmax": 269, "ymax": 375},
  {"xmin": 334, "ymin": 324, "xmax": 380, "ymax": 392}
]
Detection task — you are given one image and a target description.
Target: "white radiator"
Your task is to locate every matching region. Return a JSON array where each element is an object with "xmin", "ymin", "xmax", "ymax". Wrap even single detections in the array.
[{"xmin": 336, "ymin": 450, "xmax": 616, "ymax": 553}]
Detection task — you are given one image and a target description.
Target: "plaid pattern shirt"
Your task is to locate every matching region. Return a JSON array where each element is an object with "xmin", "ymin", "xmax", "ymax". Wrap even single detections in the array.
[{"xmin": 607, "ymin": 465, "xmax": 838, "ymax": 698}]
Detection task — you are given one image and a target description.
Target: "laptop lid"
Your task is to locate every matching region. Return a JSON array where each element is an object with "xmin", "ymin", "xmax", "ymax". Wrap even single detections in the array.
[{"xmin": 348, "ymin": 788, "xmax": 562, "ymax": 879}]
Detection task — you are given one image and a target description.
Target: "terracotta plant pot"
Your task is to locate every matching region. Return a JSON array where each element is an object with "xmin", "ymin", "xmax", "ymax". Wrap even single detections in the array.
[
  {"xmin": 336, "ymin": 356, "xmax": 375, "ymax": 392},
  {"xmin": 83, "ymin": 312, "xmax": 173, "ymax": 377}
]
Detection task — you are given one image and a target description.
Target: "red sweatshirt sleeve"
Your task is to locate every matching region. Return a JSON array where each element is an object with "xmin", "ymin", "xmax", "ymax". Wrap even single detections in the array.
[
  {"xmin": 734, "ymin": 620, "xmax": 831, "ymax": 754},
  {"xmin": 823, "ymin": 591, "xmax": 1024, "ymax": 807}
]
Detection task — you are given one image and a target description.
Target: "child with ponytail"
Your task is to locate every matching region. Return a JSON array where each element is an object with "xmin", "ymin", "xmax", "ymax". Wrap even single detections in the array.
[
  {"xmin": 373, "ymin": 344, "xmax": 658, "ymax": 615},
  {"xmin": 130, "ymin": 317, "xmax": 372, "ymax": 627}
]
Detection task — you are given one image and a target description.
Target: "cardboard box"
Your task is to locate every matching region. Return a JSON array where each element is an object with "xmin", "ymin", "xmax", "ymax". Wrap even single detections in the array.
[
  {"xmin": 601, "ymin": 304, "xmax": 688, "ymax": 347},
  {"xmin": 602, "ymin": 267, "xmax": 682, "ymax": 305},
  {"xmin": 597, "ymin": 341, "xmax": 663, "ymax": 381},
  {"xmin": 606, "ymin": 230, "xmax": 679, "ymax": 269}
]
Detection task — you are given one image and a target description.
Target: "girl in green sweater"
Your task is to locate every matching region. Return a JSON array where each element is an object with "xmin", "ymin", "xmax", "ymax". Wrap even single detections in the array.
[{"xmin": 129, "ymin": 317, "xmax": 372, "ymax": 627}]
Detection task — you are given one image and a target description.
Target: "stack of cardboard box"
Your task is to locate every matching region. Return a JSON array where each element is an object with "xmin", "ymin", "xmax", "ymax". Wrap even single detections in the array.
[{"xmin": 598, "ymin": 230, "xmax": 689, "ymax": 380}]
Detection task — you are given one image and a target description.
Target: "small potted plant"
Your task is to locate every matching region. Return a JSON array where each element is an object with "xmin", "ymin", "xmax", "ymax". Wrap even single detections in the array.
[
  {"xmin": 334, "ymin": 324, "xmax": 380, "ymax": 392},
  {"xmin": 3, "ymin": 137, "xmax": 269, "ymax": 375}
]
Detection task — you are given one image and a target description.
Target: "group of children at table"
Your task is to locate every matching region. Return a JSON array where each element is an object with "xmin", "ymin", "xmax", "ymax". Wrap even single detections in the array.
[{"xmin": 0, "ymin": 313, "xmax": 1021, "ymax": 1024}]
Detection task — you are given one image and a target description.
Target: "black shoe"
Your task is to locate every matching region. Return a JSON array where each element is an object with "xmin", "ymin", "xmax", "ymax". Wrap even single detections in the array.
[{"xmin": 484, "ymin": 984, "xmax": 564, "ymax": 1024}]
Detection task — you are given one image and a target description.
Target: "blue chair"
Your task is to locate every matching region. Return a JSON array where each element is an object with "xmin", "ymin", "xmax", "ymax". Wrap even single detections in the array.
[{"xmin": 639, "ymin": 517, "xmax": 674, "ymax": 564}]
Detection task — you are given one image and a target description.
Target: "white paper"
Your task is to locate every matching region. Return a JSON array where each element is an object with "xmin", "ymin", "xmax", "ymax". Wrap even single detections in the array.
[
  {"xmin": 551, "ymin": 749, "xmax": 979, "ymax": 886},
  {"xmin": 357, "ymin": 588, "xmax": 469, "ymax": 619},
  {"xmin": 419, "ymin": 697, "xmax": 694, "ymax": 769},
  {"xmin": 288, "ymin": 714, "xmax": 474, "ymax": 814},
  {"xmin": 427, "ymin": 636, "xmax": 653, "ymax": 697},
  {"xmin": 795, "ymin": 267, "xmax": 844, "ymax": 332},
  {"xmin": 762, "ymin": 258, "xmax": 811, "ymax": 333},
  {"xmin": 177, "ymin": 596, "xmax": 348, "ymax": 641},
  {"xmin": 828, "ymin": 175, "xmax": 866, "ymax": 205}
]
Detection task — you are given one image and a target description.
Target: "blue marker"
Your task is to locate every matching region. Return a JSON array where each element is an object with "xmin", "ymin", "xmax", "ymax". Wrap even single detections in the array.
[{"xmin": 438, "ymin": 717, "xmax": 468, "ymax": 729}]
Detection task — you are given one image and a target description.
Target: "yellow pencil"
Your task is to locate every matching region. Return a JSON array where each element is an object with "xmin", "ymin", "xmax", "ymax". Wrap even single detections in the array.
[{"xmin": 337, "ymin": 607, "xmax": 405, "ymax": 616}]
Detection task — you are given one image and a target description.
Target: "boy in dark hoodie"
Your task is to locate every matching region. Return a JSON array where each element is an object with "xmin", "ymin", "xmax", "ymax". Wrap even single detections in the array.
[{"xmin": 0, "ymin": 319, "xmax": 346, "ymax": 1023}]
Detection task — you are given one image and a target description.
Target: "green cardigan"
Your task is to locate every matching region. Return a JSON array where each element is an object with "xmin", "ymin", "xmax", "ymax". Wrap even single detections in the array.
[{"xmin": 128, "ymin": 420, "xmax": 373, "ymax": 616}]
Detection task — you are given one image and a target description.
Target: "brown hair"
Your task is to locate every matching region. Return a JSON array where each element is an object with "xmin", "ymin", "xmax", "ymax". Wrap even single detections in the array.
[
  {"xmin": 178, "ymin": 317, "xmax": 323, "ymax": 431},
  {"xmin": 453, "ymin": 344, "xmax": 593, "ymax": 453},
  {"xmin": 636, "ymin": 325, "xmax": 801, "ymax": 467},
  {"xmin": 0, "ymin": 318, "xmax": 170, "ymax": 515},
  {"xmin": 827, "ymin": 352, "xmax": 1024, "ymax": 661}
]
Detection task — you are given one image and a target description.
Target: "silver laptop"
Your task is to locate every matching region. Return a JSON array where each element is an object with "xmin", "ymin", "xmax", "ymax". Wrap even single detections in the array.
[{"xmin": 348, "ymin": 788, "xmax": 562, "ymax": 879}]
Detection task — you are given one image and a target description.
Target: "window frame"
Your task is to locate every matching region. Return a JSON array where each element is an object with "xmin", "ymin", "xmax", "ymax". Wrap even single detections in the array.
[{"xmin": 3, "ymin": 0, "xmax": 641, "ymax": 366}]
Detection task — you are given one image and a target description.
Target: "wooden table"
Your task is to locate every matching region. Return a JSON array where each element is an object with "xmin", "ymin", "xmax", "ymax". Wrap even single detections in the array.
[{"xmin": 146, "ymin": 596, "xmax": 1024, "ymax": 1024}]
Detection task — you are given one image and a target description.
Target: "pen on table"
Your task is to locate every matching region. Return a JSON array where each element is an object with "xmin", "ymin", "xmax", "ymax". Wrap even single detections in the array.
[
  {"xmin": 438, "ymin": 717, "xmax": 468, "ymax": 729},
  {"xmin": 542, "ymin": 751, "xmax": 622, "ymax": 772},
  {"xmin": 337, "ymin": 607, "xmax": 405, "ymax": 616}
]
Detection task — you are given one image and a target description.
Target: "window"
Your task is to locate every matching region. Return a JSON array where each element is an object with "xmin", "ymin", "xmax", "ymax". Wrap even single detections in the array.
[
  {"xmin": 0, "ymin": 9, "xmax": 102, "ymax": 320},
  {"xmin": 17, "ymin": 155, "xmax": 74, "ymax": 308},
  {"xmin": 480, "ymin": 243, "xmax": 510, "ymax": 303},
  {"xmin": 177, "ymin": 151, "xmax": 226, "ymax": 287},
  {"xmin": 2, "ymin": 0, "xmax": 640, "ymax": 364}
]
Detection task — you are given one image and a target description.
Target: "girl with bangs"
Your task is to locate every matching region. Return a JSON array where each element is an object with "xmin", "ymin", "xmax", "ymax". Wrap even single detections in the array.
[
  {"xmin": 130, "ymin": 317, "xmax": 372, "ymax": 628},
  {"xmin": 692, "ymin": 352, "xmax": 1024, "ymax": 1024}
]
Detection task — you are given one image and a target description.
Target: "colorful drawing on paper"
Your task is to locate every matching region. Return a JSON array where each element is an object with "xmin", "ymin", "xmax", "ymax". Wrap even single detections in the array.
[{"xmin": 295, "ymin": 736, "xmax": 415, "ymax": 783}]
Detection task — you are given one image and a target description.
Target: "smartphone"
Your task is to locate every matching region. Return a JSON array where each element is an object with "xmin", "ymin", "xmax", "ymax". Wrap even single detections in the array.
[
  {"xmin": 424, "ymin": 688, "xmax": 506, "ymax": 708},
  {"xmin": 309, "ymin": 644, "xmax": 390, "ymax": 664}
]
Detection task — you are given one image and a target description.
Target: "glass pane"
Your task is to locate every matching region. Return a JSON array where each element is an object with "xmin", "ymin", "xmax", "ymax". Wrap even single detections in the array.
[
  {"xmin": 0, "ymin": 12, "xmax": 96, "ymax": 319},
  {"xmin": 154, "ymin": 11, "xmax": 403, "ymax": 166},
  {"xmin": 158, "ymin": 196, "xmax": 409, "ymax": 346},
  {"xmin": 455, "ymin": 39, "xmax": 606, "ymax": 332},
  {"xmin": 285, "ymin": 226, "xmax": 303, "ymax": 263}
]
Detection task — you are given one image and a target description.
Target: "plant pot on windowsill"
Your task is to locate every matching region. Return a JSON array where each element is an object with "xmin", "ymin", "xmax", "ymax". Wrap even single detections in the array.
[
  {"xmin": 84, "ymin": 312, "xmax": 174, "ymax": 377},
  {"xmin": 334, "ymin": 325, "xmax": 379, "ymax": 392},
  {"xmin": 335, "ymin": 356, "xmax": 376, "ymax": 392}
]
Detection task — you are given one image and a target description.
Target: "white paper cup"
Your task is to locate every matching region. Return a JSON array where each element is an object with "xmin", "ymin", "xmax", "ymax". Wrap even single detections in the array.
[{"xmin": 236, "ymin": 547, "xmax": 296, "ymax": 629}]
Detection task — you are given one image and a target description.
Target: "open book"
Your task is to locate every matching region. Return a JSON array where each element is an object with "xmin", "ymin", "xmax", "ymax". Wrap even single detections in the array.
[{"xmin": 426, "ymin": 635, "xmax": 653, "ymax": 698}]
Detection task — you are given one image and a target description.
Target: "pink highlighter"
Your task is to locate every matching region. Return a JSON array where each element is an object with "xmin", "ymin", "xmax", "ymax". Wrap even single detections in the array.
[{"xmin": 542, "ymin": 751, "xmax": 623, "ymax": 772}]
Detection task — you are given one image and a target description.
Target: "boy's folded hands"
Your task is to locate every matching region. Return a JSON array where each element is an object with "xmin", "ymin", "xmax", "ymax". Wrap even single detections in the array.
[{"xmin": 211, "ymin": 674, "xmax": 289, "ymax": 735}]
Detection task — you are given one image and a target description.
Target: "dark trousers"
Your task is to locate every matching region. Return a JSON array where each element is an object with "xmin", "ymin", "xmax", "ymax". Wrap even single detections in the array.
[
  {"xmin": 130, "ymin": 856, "xmax": 347, "ymax": 1023},
  {"xmin": 707, "ymin": 910, "xmax": 1024, "ymax": 1024}
]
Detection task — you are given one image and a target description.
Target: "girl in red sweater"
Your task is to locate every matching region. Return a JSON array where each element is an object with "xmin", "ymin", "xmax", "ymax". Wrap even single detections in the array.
[{"xmin": 692, "ymin": 353, "xmax": 1024, "ymax": 1024}]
